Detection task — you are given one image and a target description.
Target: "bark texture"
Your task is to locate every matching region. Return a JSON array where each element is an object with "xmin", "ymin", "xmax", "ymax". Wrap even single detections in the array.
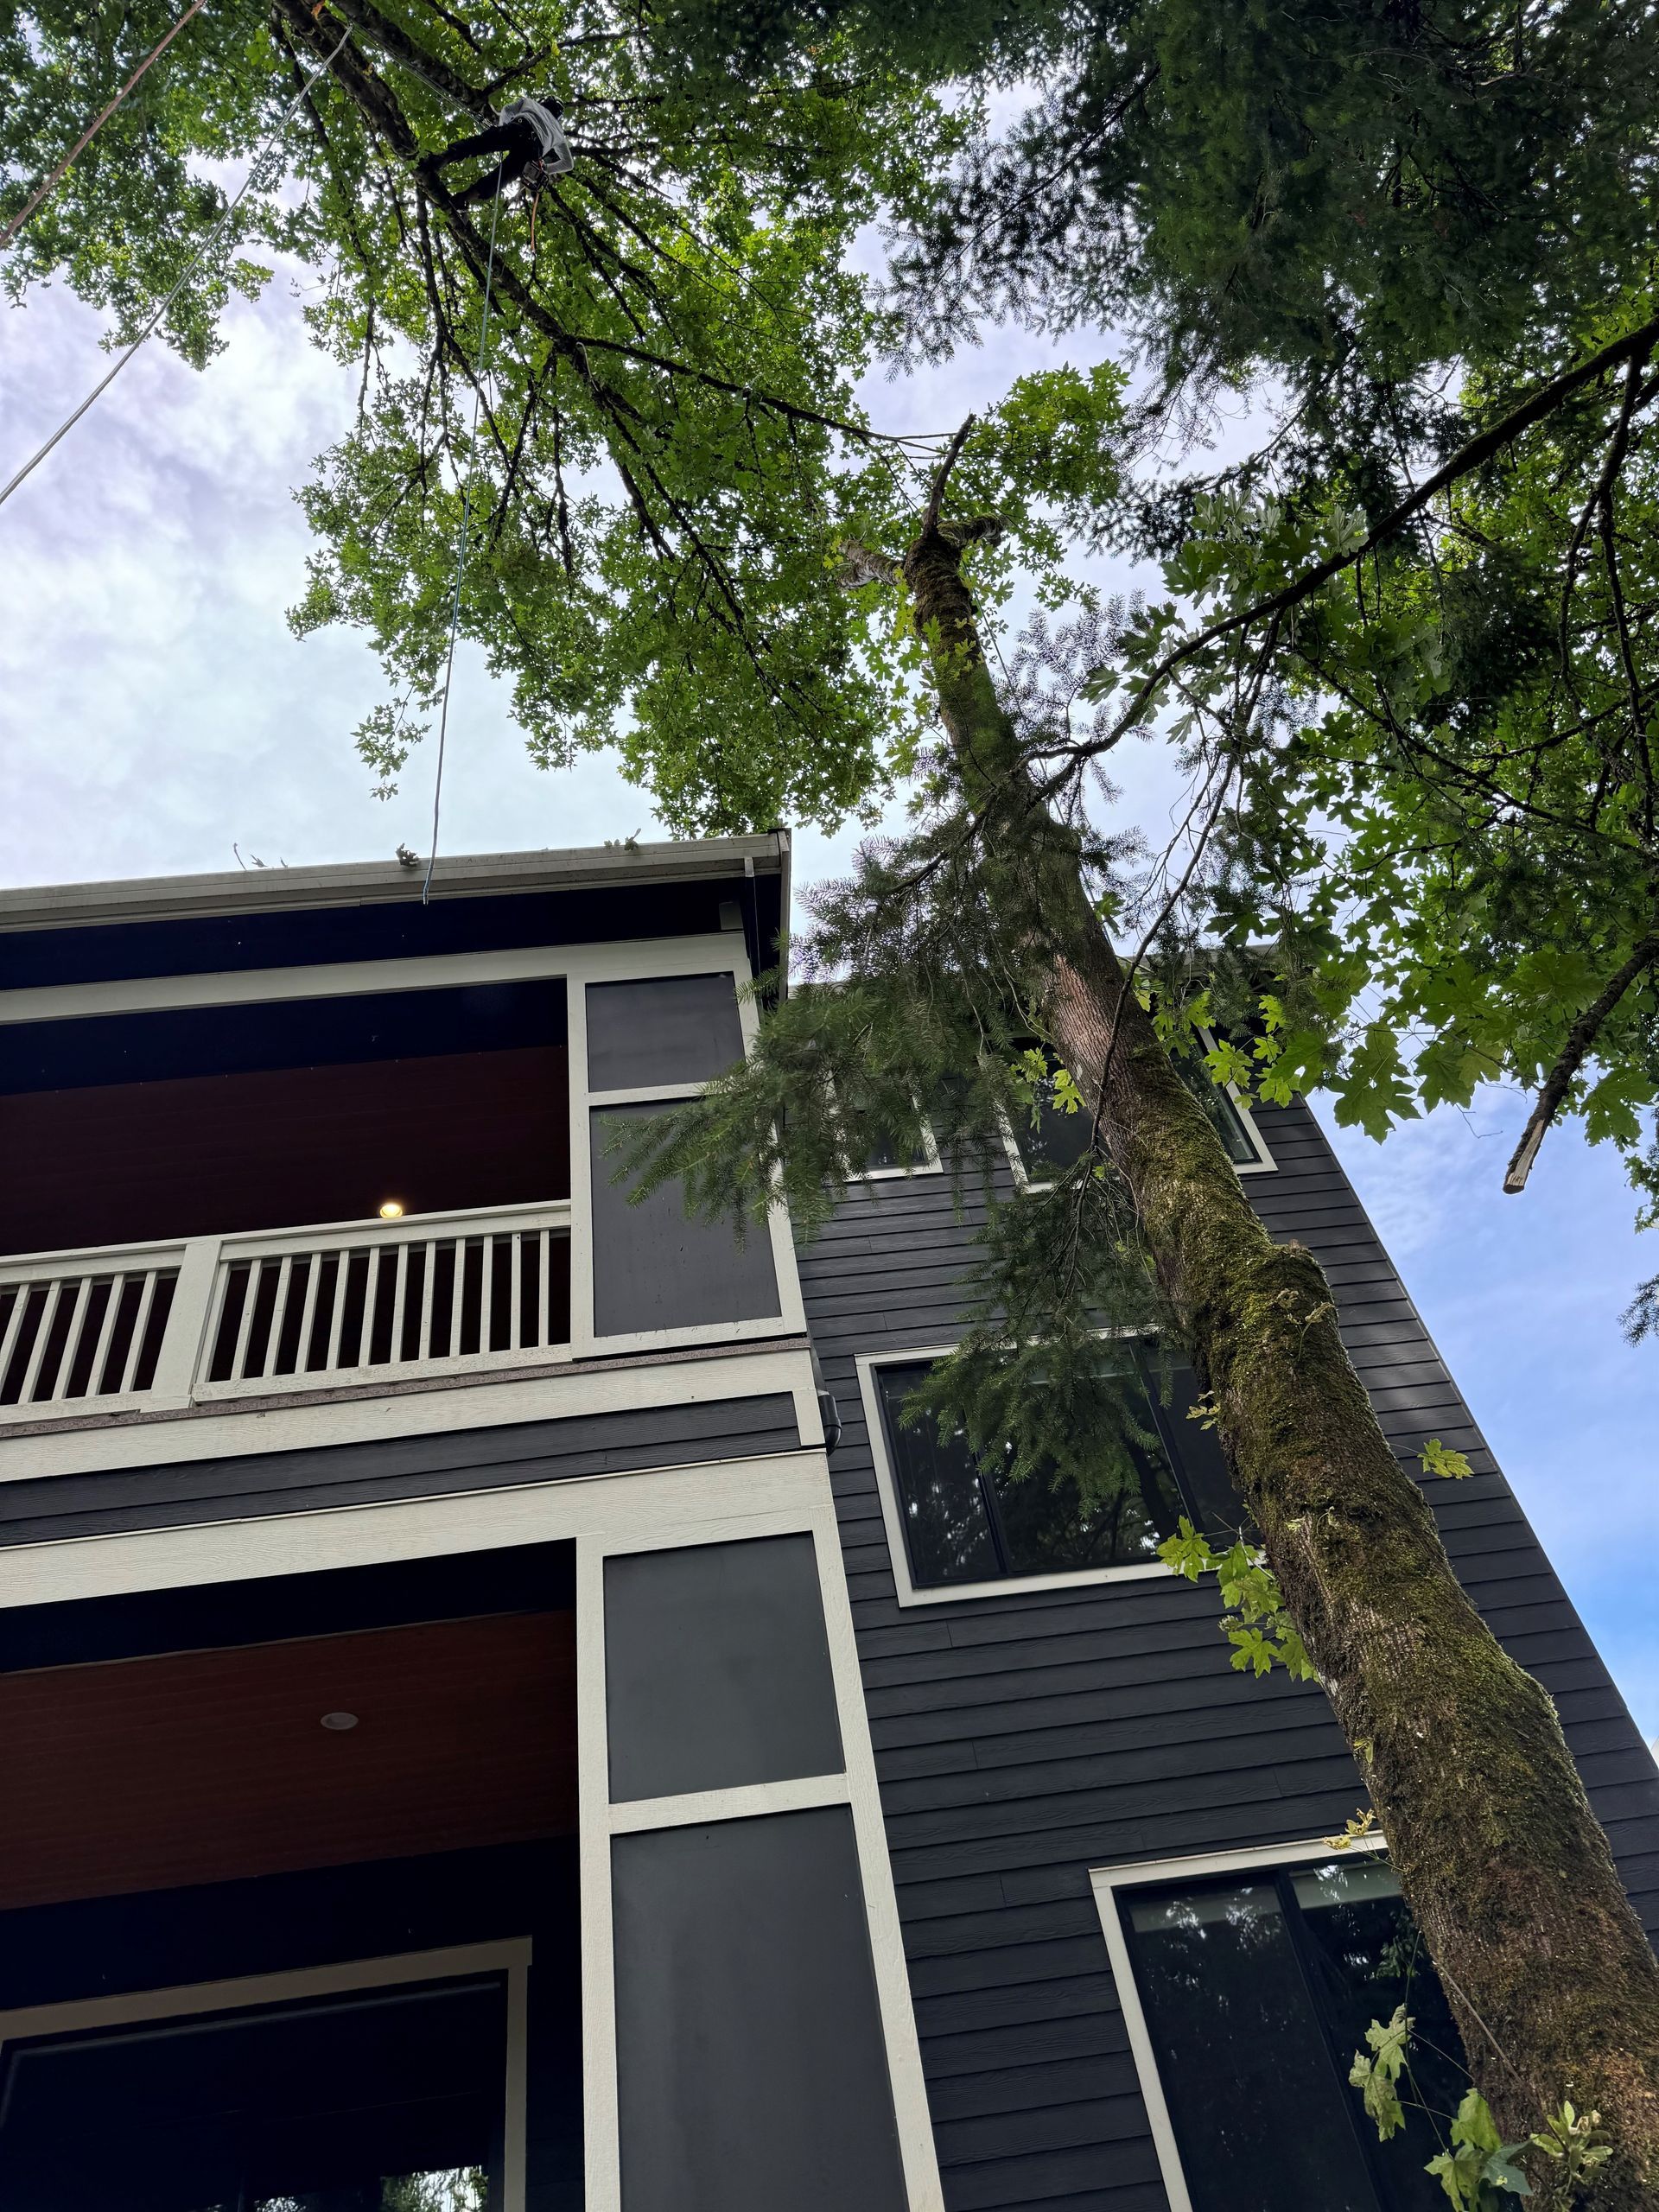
[{"xmin": 901, "ymin": 510, "xmax": 1659, "ymax": 2203}]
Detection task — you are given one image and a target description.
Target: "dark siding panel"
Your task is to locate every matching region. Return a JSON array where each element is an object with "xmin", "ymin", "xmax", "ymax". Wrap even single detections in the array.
[
  {"xmin": 0, "ymin": 1394, "xmax": 799, "ymax": 1547},
  {"xmin": 801, "ymin": 1097, "xmax": 1659, "ymax": 2212},
  {"xmin": 585, "ymin": 974, "xmax": 744, "ymax": 1091},
  {"xmin": 604, "ymin": 1535, "xmax": 843, "ymax": 1800},
  {"xmin": 611, "ymin": 1808, "xmax": 908, "ymax": 2212},
  {"xmin": 591, "ymin": 1103, "xmax": 780, "ymax": 1335}
]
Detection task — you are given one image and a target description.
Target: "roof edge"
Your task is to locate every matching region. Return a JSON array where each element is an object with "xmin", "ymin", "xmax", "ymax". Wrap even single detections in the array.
[{"xmin": 0, "ymin": 835, "xmax": 791, "ymax": 934}]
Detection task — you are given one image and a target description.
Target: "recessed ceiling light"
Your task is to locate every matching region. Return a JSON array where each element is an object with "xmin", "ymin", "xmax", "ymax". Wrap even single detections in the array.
[
  {"xmin": 378, "ymin": 1200, "xmax": 405, "ymax": 1219},
  {"xmin": 321, "ymin": 1711, "xmax": 359, "ymax": 1731}
]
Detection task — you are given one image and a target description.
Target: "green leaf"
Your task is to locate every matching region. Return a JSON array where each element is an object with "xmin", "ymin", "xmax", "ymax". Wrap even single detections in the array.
[{"xmin": 1421, "ymin": 1438, "xmax": 1474, "ymax": 1480}]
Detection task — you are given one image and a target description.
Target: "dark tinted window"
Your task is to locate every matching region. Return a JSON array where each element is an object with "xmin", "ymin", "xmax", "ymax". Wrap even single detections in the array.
[
  {"xmin": 859, "ymin": 1126, "xmax": 933, "ymax": 1173},
  {"xmin": 1173, "ymin": 1046, "xmax": 1262, "ymax": 1167},
  {"xmin": 874, "ymin": 1356, "xmax": 1192, "ymax": 1588},
  {"xmin": 0, "ymin": 1976, "xmax": 505, "ymax": 2211},
  {"xmin": 1010, "ymin": 1048, "xmax": 1094, "ymax": 1180},
  {"xmin": 1124, "ymin": 1857, "xmax": 1463, "ymax": 2212},
  {"xmin": 1009, "ymin": 1043, "xmax": 1266, "ymax": 1176}
]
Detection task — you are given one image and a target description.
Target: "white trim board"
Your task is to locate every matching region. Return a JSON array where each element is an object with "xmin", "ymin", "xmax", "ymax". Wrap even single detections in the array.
[
  {"xmin": 0, "ymin": 930, "xmax": 747, "ymax": 1027},
  {"xmin": 573, "ymin": 1505, "xmax": 944, "ymax": 2212},
  {"xmin": 855, "ymin": 1342, "xmax": 1184, "ymax": 1608},
  {"xmin": 0, "ymin": 1941, "xmax": 535, "ymax": 2212},
  {"xmin": 0, "ymin": 1344, "xmax": 822, "ymax": 1483},
  {"xmin": 0, "ymin": 1448, "xmax": 834, "ymax": 1609},
  {"xmin": 1090, "ymin": 1833, "xmax": 1389, "ymax": 2212}
]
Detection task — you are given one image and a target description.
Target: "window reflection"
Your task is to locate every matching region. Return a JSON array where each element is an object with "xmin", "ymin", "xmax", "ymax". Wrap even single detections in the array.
[
  {"xmin": 874, "ymin": 1357, "xmax": 1189, "ymax": 1589},
  {"xmin": 1124, "ymin": 1858, "xmax": 1465, "ymax": 2212}
]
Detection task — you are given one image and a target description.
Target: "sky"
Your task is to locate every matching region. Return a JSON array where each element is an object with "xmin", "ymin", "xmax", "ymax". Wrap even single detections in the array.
[{"xmin": 3, "ymin": 232, "xmax": 1656, "ymax": 1747}]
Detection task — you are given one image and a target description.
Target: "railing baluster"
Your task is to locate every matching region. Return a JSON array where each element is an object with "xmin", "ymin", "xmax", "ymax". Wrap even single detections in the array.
[
  {"xmin": 294, "ymin": 1253, "xmax": 321, "ymax": 1374},
  {"xmin": 448, "ymin": 1239, "xmax": 465, "ymax": 1358},
  {"xmin": 324, "ymin": 1250, "xmax": 349, "ymax": 1375},
  {"xmin": 264, "ymin": 1255, "xmax": 296, "ymax": 1381},
  {"xmin": 352, "ymin": 1248, "xmax": 376, "ymax": 1370},
  {"xmin": 17, "ymin": 1280, "xmax": 64, "ymax": 1405},
  {"xmin": 119, "ymin": 1271, "xmax": 159, "ymax": 1394},
  {"xmin": 390, "ymin": 1242, "xmax": 410, "ymax": 1365},
  {"xmin": 1, "ymin": 1205, "xmax": 574, "ymax": 1416},
  {"xmin": 421, "ymin": 1239, "xmax": 438, "ymax": 1360},
  {"xmin": 228, "ymin": 1259, "xmax": 261, "ymax": 1383},
  {"xmin": 49, "ymin": 1276, "xmax": 94, "ymax": 1402},
  {"xmin": 0, "ymin": 1281, "xmax": 32, "ymax": 1399},
  {"xmin": 86, "ymin": 1274, "xmax": 123, "ymax": 1395}
]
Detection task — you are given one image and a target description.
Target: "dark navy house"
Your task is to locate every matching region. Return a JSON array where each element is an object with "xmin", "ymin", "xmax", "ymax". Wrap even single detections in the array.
[{"xmin": 0, "ymin": 835, "xmax": 1652, "ymax": 2212}]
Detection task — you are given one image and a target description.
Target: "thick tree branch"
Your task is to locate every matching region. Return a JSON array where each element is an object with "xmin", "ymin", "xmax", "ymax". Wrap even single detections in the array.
[
  {"xmin": 1504, "ymin": 927, "xmax": 1659, "ymax": 1192},
  {"xmin": 320, "ymin": 0, "xmax": 493, "ymax": 121}
]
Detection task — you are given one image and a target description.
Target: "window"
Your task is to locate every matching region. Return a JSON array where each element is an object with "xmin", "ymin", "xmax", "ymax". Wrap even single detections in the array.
[
  {"xmin": 865, "ymin": 1350, "xmax": 1233, "ymax": 1596},
  {"xmin": 1006, "ymin": 1036, "xmax": 1272, "ymax": 1186},
  {"xmin": 0, "ymin": 1960, "xmax": 524, "ymax": 2212},
  {"xmin": 1098, "ymin": 1847, "xmax": 1466, "ymax": 2212},
  {"xmin": 854, "ymin": 1121, "xmax": 940, "ymax": 1179},
  {"xmin": 1172, "ymin": 1038, "xmax": 1266, "ymax": 1171}
]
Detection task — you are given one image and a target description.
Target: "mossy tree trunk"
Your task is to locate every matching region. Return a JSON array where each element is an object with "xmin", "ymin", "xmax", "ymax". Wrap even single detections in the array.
[{"xmin": 901, "ymin": 510, "xmax": 1659, "ymax": 2201}]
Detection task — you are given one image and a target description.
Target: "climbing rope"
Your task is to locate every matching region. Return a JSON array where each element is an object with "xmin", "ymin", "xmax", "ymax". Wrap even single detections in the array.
[
  {"xmin": 0, "ymin": 0, "xmax": 213, "ymax": 254},
  {"xmin": 421, "ymin": 164, "xmax": 506, "ymax": 906},
  {"xmin": 0, "ymin": 22, "xmax": 351, "ymax": 515}
]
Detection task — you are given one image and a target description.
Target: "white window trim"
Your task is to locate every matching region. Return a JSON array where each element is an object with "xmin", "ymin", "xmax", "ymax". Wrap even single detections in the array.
[
  {"xmin": 0, "ymin": 1451, "xmax": 945, "ymax": 2212},
  {"xmin": 1002, "ymin": 1026, "xmax": 1275, "ymax": 1192},
  {"xmin": 0, "ymin": 1939, "xmax": 534, "ymax": 2212},
  {"xmin": 1090, "ymin": 1832, "xmax": 1389, "ymax": 2212},
  {"xmin": 855, "ymin": 1340, "xmax": 1182, "ymax": 1608}
]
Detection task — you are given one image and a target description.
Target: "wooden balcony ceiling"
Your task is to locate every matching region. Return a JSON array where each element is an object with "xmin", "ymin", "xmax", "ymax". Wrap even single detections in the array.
[{"xmin": 0, "ymin": 1611, "xmax": 576, "ymax": 1910}]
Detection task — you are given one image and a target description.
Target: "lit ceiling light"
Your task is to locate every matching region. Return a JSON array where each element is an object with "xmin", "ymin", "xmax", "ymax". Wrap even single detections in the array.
[
  {"xmin": 321, "ymin": 1711, "xmax": 359, "ymax": 1732},
  {"xmin": 378, "ymin": 1200, "xmax": 405, "ymax": 1219}
]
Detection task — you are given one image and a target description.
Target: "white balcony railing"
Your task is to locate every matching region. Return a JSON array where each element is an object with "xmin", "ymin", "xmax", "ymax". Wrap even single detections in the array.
[{"xmin": 0, "ymin": 1200, "xmax": 573, "ymax": 1425}]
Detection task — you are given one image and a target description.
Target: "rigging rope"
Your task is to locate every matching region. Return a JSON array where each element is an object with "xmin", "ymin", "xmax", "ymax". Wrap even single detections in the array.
[
  {"xmin": 0, "ymin": 0, "xmax": 213, "ymax": 253},
  {"xmin": 0, "ymin": 22, "xmax": 351, "ymax": 515},
  {"xmin": 421, "ymin": 165, "xmax": 505, "ymax": 906}
]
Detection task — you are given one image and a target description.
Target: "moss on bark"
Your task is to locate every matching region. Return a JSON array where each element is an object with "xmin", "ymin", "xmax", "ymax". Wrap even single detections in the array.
[{"xmin": 903, "ymin": 514, "xmax": 1659, "ymax": 2202}]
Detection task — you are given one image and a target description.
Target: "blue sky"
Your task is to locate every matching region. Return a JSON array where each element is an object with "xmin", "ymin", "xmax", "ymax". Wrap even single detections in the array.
[{"xmin": 3, "ymin": 252, "xmax": 1656, "ymax": 1745}]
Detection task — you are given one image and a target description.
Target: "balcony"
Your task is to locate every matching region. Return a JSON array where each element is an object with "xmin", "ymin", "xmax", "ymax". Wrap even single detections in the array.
[{"xmin": 0, "ymin": 1199, "xmax": 573, "ymax": 1425}]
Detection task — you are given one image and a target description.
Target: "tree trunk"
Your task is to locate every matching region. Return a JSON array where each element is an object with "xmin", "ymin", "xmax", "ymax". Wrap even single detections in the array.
[{"xmin": 901, "ymin": 513, "xmax": 1659, "ymax": 2200}]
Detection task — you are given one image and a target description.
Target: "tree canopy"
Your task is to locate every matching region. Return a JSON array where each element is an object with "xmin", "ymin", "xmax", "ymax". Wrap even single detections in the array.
[{"xmin": 3, "ymin": 0, "xmax": 936, "ymax": 827}]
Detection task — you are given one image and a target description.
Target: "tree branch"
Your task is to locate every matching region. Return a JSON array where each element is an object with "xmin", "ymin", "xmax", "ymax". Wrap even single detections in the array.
[
  {"xmin": 320, "ymin": 0, "xmax": 493, "ymax": 120},
  {"xmin": 1084, "ymin": 311, "xmax": 1659, "ymax": 756},
  {"xmin": 1503, "ymin": 928, "xmax": 1659, "ymax": 1192}
]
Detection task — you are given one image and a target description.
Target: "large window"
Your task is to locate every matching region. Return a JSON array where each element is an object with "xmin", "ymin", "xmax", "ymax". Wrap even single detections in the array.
[
  {"xmin": 0, "ymin": 1959, "xmax": 522, "ymax": 2212},
  {"xmin": 1098, "ymin": 1848, "xmax": 1465, "ymax": 2212},
  {"xmin": 865, "ymin": 1350, "xmax": 1236, "ymax": 1596}
]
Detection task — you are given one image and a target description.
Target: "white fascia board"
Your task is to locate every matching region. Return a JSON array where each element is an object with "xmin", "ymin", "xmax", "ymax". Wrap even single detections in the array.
[{"xmin": 0, "ymin": 835, "xmax": 789, "ymax": 935}]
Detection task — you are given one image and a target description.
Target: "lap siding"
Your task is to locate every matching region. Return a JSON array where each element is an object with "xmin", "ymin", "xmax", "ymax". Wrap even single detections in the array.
[{"xmin": 803, "ymin": 1093, "xmax": 1659, "ymax": 2211}]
